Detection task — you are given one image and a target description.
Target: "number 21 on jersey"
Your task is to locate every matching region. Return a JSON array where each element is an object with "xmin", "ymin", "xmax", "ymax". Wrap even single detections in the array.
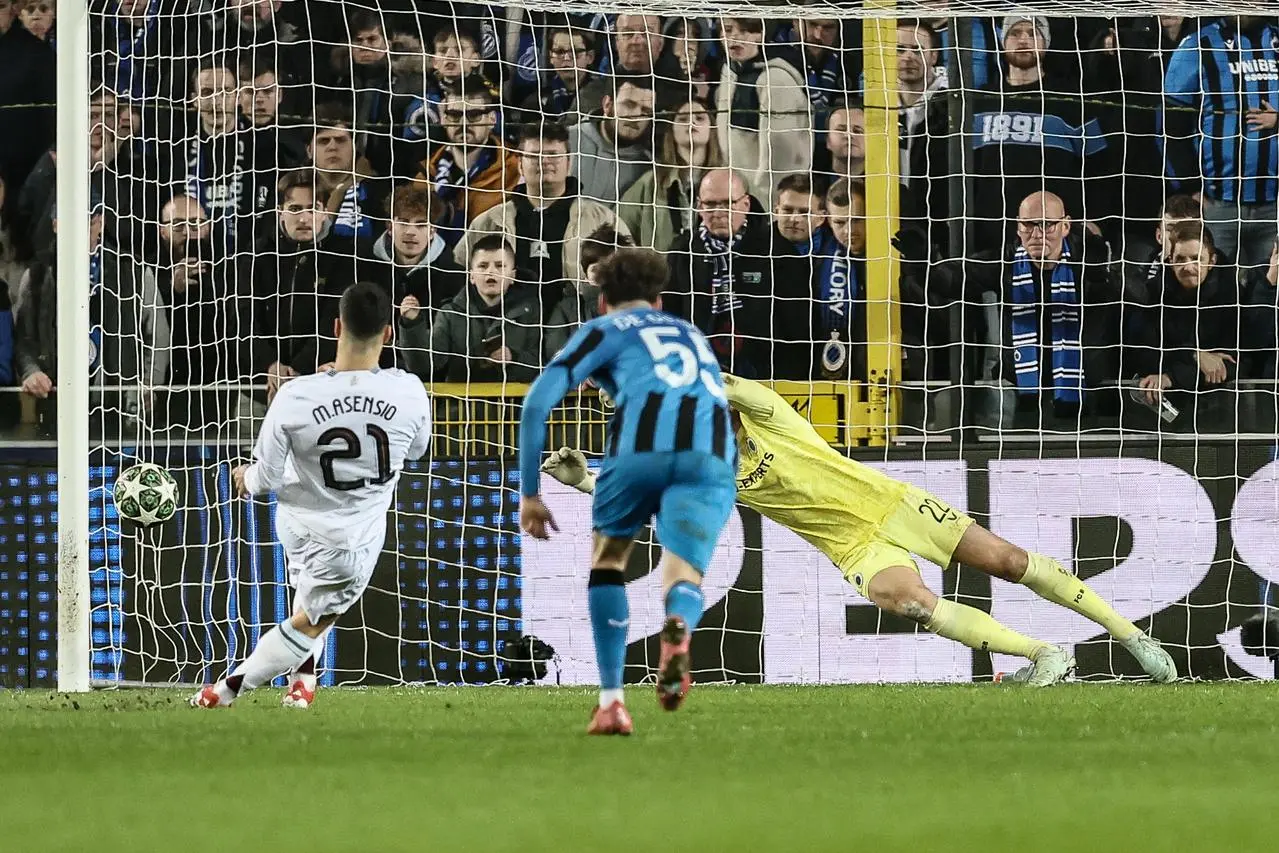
[{"xmin": 318, "ymin": 424, "xmax": 393, "ymax": 491}]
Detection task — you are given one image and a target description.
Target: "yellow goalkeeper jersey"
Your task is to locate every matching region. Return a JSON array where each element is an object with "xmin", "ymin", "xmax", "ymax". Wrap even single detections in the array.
[{"xmin": 724, "ymin": 375, "xmax": 908, "ymax": 564}]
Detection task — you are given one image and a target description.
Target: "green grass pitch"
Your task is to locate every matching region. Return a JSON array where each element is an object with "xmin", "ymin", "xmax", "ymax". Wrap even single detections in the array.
[{"xmin": 2, "ymin": 683, "xmax": 1278, "ymax": 852}]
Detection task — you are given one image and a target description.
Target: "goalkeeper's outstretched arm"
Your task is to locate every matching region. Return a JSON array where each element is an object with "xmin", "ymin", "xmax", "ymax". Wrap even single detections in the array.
[
  {"xmin": 541, "ymin": 447, "xmax": 596, "ymax": 494},
  {"xmin": 722, "ymin": 374, "xmax": 777, "ymax": 421}
]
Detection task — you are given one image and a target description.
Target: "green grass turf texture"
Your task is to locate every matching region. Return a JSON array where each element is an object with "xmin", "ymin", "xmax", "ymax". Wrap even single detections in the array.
[{"xmin": 1, "ymin": 683, "xmax": 1277, "ymax": 852}]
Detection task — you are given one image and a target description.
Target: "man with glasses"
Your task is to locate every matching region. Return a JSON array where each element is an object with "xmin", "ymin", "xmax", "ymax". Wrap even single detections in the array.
[
  {"xmin": 900, "ymin": 190, "xmax": 1122, "ymax": 430},
  {"xmin": 414, "ymin": 86, "xmax": 521, "ymax": 246},
  {"xmin": 518, "ymin": 22, "xmax": 599, "ymax": 127},
  {"xmin": 664, "ymin": 168, "xmax": 808, "ymax": 380}
]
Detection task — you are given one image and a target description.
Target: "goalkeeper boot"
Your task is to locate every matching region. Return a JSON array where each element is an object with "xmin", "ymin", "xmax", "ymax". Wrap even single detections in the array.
[
  {"xmin": 1119, "ymin": 632, "xmax": 1177, "ymax": 683},
  {"xmin": 587, "ymin": 701, "xmax": 633, "ymax": 736},
  {"xmin": 1024, "ymin": 645, "xmax": 1075, "ymax": 687},
  {"xmin": 282, "ymin": 679, "xmax": 316, "ymax": 709},
  {"xmin": 656, "ymin": 616, "xmax": 692, "ymax": 711},
  {"xmin": 999, "ymin": 646, "xmax": 1076, "ymax": 686},
  {"xmin": 189, "ymin": 683, "xmax": 232, "ymax": 709}
]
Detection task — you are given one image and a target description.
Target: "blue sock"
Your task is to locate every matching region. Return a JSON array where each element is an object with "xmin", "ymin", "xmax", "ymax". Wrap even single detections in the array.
[
  {"xmin": 665, "ymin": 580, "xmax": 705, "ymax": 632},
  {"xmin": 587, "ymin": 569, "xmax": 629, "ymax": 691}
]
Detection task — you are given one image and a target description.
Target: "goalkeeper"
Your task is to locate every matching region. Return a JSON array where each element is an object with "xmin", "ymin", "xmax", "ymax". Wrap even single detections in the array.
[{"xmin": 543, "ymin": 374, "xmax": 1176, "ymax": 685}]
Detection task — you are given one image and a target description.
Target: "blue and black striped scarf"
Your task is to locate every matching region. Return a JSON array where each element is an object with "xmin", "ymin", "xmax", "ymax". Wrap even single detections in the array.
[{"xmin": 1010, "ymin": 239, "xmax": 1082, "ymax": 403}]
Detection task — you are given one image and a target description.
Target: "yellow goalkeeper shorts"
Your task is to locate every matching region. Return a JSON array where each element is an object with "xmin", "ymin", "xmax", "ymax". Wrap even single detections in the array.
[{"xmin": 838, "ymin": 485, "xmax": 975, "ymax": 598}]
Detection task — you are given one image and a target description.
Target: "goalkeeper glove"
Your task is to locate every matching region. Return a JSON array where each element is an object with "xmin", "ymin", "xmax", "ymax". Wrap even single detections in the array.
[{"xmin": 540, "ymin": 447, "xmax": 596, "ymax": 494}]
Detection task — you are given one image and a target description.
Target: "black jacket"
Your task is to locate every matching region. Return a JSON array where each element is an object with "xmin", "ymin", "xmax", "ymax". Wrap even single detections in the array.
[
  {"xmin": 357, "ymin": 230, "xmax": 467, "ymax": 370},
  {"xmin": 248, "ymin": 226, "xmax": 358, "ymax": 376},
  {"xmin": 930, "ymin": 229, "xmax": 1122, "ymax": 400},
  {"xmin": 401, "ymin": 284, "xmax": 543, "ymax": 383},
  {"xmin": 359, "ymin": 230, "xmax": 466, "ymax": 310},
  {"xmin": 664, "ymin": 206, "xmax": 810, "ymax": 380},
  {"xmin": 0, "ymin": 23, "xmax": 55, "ymax": 198},
  {"xmin": 1133, "ymin": 258, "xmax": 1243, "ymax": 392},
  {"xmin": 1244, "ymin": 267, "xmax": 1279, "ymax": 380},
  {"xmin": 162, "ymin": 244, "xmax": 255, "ymax": 387}
]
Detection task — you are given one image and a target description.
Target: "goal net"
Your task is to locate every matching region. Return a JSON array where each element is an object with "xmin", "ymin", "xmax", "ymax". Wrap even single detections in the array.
[{"xmin": 50, "ymin": 0, "xmax": 1278, "ymax": 689}]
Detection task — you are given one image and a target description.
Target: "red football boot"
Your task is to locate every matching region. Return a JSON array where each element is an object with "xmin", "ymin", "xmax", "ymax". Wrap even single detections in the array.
[
  {"xmin": 656, "ymin": 616, "xmax": 692, "ymax": 711},
  {"xmin": 189, "ymin": 684, "xmax": 229, "ymax": 708},
  {"xmin": 587, "ymin": 701, "xmax": 634, "ymax": 735},
  {"xmin": 281, "ymin": 679, "xmax": 315, "ymax": 709}
]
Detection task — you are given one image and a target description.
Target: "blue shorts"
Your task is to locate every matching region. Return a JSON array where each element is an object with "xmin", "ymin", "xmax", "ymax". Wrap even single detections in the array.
[{"xmin": 591, "ymin": 451, "xmax": 737, "ymax": 573}]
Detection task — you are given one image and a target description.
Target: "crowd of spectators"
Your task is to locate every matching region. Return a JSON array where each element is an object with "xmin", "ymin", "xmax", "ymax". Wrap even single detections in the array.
[{"xmin": 0, "ymin": 1, "xmax": 1277, "ymax": 435}]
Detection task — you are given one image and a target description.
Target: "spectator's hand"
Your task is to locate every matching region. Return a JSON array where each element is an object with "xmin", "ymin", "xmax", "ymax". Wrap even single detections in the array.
[
  {"xmin": 540, "ymin": 447, "xmax": 593, "ymax": 494},
  {"xmin": 231, "ymin": 464, "xmax": 249, "ymax": 498},
  {"xmin": 1084, "ymin": 220, "xmax": 1103, "ymax": 238},
  {"xmin": 1266, "ymin": 242, "xmax": 1278, "ymax": 287},
  {"xmin": 22, "ymin": 371, "xmax": 54, "ymax": 399},
  {"xmin": 891, "ymin": 227, "xmax": 930, "ymax": 263},
  {"xmin": 171, "ymin": 260, "xmax": 206, "ymax": 294},
  {"xmin": 1197, "ymin": 350, "xmax": 1234, "ymax": 384},
  {"xmin": 1246, "ymin": 100, "xmax": 1278, "ymax": 133},
  {"xmin": 519, "ymin": 495, "xmax": 558, "ymax": 540},
  {"xmin": 316, "ymin": 362, "xmax": 335, "ymax": 374},
  {"xmin": 400, "ymin": 295, "xmax": 421, "ymax": 322},
  {"xmin": 489, "ymin": 346, "xmax": 514, "ymax": 363},
  {"xmin": 1138, "ymin": 373, "xmax": 1172, "ymax": 405},
  {"xmin": 266, "ymin": 361, "xmax": 298, "ymax": 403}
]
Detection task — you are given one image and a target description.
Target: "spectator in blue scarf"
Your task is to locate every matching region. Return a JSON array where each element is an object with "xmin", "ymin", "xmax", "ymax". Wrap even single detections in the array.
[
  {"xmin": 811, "ymin": 178, "xmax": 864, "ymax": 380},
  {"xmin": 517, "ymin": 21, "xmax": 599, "ymax": 127},
  {"xmin": 771, "ymin": 17, "xmax": 848, "ymax": 130},
  {"xmin": 899, "ymin": 191, "xmax": 1122, "ymax": 429},
  {"xmin": 307, "ymin": 103, "xmax": 389, "ymax": 244},
  {"xmin": 401, "ymin": 25, "xmax": 491, "ymax": 147}
]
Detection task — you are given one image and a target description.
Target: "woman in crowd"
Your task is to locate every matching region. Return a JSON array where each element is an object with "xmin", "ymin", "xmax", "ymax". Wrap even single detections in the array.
[{"xmin": 618, "ymin": 97, "xmax": 726, "ymax": 253}]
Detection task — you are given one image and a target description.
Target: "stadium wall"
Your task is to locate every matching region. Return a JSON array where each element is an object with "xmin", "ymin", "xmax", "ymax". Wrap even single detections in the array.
[{"xmin": 0, "ymin": 442, "xmax": 1275, "ymax": 687}]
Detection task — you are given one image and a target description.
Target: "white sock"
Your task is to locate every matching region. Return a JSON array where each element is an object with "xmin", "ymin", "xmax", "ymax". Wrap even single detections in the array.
[
  {"xmin": 292, "ymin": 626, "xmax": 332, "ymax": 690},
  {"xmin": 230, "ymin": 620, "xmax": 314, "ymax": 692},
  {"xmin": 599, "ymin": 688, "xmax": 625, "ymax": 708}
]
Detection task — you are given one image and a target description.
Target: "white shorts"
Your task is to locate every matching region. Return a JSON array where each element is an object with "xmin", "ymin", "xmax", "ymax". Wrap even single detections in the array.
[{"xmin": 277, "ymin": 520, "xmax": 382, "ymax": 625}]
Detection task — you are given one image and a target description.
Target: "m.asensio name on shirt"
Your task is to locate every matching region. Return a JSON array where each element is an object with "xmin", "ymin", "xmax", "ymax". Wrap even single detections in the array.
[
  {"xmin": 311, "ymin": 396, "xmax": 398, "ymax": 424},
  {"xmin": 738, "ymin": 452, "xmax": 775, "ymax": 489}
]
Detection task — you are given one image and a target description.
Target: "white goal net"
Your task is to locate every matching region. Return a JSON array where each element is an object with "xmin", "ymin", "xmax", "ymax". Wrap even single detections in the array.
[{"xmin": 22, "ymin": 0, "xmax": 1274, "ymax": 688}]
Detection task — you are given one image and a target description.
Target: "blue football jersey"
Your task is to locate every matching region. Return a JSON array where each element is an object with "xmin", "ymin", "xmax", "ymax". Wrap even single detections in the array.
[{"xmin": 519, "ymin": 306, "xmax": 735, "ymax": 497}]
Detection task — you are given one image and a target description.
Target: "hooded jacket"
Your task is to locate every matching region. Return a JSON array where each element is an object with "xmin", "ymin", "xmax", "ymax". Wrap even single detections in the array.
[{"xmin": 400, "ymin": 283, "xmax": 543, "ymax": 382}]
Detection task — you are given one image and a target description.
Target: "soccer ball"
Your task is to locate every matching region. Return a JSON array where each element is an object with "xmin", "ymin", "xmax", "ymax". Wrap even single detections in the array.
[{"xmin": 113, "ymin": 463, "xmax": 179, "ymax": 526}]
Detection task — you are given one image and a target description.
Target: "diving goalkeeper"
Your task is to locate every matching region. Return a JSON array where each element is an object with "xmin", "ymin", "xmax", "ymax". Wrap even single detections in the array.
[{"xmin": 542, "ymin": 374, "xmax": 1176, "ymax": 685}]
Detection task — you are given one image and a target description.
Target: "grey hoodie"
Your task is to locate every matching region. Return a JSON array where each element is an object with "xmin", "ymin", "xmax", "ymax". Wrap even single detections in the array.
[{"xmin": 568, "ymin": 120, "xmax": 652, "ymax": 204}]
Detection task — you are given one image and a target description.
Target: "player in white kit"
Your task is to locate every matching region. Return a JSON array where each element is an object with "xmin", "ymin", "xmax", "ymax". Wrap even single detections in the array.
[{"xmin": 191, "ymin": 282, "xmax": 431, "ymax": 709}]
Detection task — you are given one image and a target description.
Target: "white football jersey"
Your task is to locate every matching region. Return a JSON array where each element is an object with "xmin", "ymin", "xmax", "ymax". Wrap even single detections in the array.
[{"xmin": 244, "ymin": 368, "xmax": 432, "ymax": 547}]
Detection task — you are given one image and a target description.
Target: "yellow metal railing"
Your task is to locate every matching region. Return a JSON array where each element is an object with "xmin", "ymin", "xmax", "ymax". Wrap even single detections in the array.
[{"xmin": 426, "ymin": 381, "xmax": 871, "ymax": 455}]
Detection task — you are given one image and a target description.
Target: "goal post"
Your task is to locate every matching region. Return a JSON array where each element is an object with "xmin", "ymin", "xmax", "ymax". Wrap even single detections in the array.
[
  {"xmin": 56, "ymin": 0, "xmax": 92, "ymax": 694},
  {"xmin": 42, "ymin": 0, "xmax": 1278, "ymax": 689},
  {"xmin": 861, "ymin": 2, "xmax": 903, "ymax": 446}
]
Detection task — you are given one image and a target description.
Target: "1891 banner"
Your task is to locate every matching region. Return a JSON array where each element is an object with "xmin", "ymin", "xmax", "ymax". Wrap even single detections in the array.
[{"xmin": 0, "ymin": 441, "xmax": 1275, "ymax": 687}]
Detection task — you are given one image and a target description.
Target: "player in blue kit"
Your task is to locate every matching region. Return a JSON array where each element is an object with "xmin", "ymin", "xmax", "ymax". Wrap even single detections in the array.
[{"xmin": 519, "ymin": 248, "xmax": 737, "ymax": 736}]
